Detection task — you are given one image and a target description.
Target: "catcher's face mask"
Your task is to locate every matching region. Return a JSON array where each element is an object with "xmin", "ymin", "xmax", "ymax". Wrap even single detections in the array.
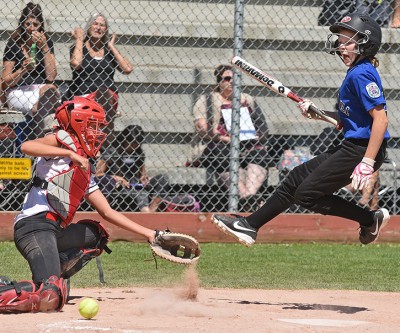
[{"xmin": 80, "ymin": 118, "xmax": 107, "ymax": 157}]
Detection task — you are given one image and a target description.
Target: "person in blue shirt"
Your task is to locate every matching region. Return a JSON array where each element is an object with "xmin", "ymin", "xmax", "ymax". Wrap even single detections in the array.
[{"xmin": 211, "ymin": 13, "xmax": 390, "ymax": 247}]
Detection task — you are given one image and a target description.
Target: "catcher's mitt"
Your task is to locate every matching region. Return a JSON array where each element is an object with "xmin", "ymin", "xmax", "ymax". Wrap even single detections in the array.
[{"xmin": 150, "ymin": 230, "xmax": 200, "ymax": 265}]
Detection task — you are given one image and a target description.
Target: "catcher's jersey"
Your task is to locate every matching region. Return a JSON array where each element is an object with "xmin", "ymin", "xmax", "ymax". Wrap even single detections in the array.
[
  {"xmin": 337, "ymin": 58, "xmax": 390, "ymax": 140},
  {"xmin": 14, "ymin": 151, "xmax": 98, "ymax": 225}
]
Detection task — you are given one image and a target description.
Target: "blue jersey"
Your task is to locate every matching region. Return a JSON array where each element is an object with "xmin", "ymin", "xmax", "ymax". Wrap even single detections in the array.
[{"xmin": 337, "ymin": 58, "xmax": 390, "ymax": 140}]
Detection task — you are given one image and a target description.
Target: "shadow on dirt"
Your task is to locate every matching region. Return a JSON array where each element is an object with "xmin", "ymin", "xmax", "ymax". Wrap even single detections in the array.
[{"xmin": 214, "ymin": 299, "xmax": 368, "ymax": 314}]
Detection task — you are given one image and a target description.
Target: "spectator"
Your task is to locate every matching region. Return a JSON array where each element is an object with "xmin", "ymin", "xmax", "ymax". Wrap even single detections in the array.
[
  {"xmin": 94, "ymin": 154, "xmax": 129, "ymax": 191},
  {"xmin": 0, "ymin": 110, "xmax": 27, "ymax": 210},
  {"xmin": 0, "ymin": 111, "xmax": 25, "ymax": 191},
  {"xmin": 1, "ymin": 2, "xmax": 60, "ymax": 138},
  {"xmin": 318, "ymin": 0, "xmax": 394, "ymax": 27},
  {"xmin": 103, "ymin": 125, "xmax": 169, "ymax": 212},
  {"xmin": 391, "ymin": 0, "xmax": 400, "ymax": 27},
  {"xmin": 69, "ymin": 12, "xmax": 133, "ymax": 143},
  {"xmin": 0, "ymin": 111, "xmax": 25, "ymax": 155},
  {"xmin": 190, "ymin": 64, "xmax": 269, "ymax": 207}
]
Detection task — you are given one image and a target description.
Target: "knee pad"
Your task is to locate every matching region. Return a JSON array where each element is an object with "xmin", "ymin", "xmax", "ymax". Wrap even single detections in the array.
[
  {"xmin": 60, "ymin": 220, "xmax": 111, "ymax": 279},
  {"xmin": 77, "ymin": 219, "xmax": 111, "ymax": 255},
  {"xmin": 0, "ymin": 276, "xmax": 66, "ymax": 313}
]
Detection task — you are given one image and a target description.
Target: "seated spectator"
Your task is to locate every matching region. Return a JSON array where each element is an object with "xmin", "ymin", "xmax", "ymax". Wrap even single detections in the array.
[
  {"xmin": 94, "ymin": 152, "xmax": 131, "ymax": 193},
  {"xmin": 0, "ymin": 110, "xmax": 25, "ymax": 192},
  {"xmin": 97, "ymin": 125, "xmax": 169, "ymax": 212},
  {"xmin": 1, "ymin": 2, "xmax": 60, "ymax": 138},
  {"xmin": 189, "ymin": 64, "xmax": 269, "ymax": 207},
  {"xmin": 69, "ymin": 12, "xmax": 133, "ymax": 144}
]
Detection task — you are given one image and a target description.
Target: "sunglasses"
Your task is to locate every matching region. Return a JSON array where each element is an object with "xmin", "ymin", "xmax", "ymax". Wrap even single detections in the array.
[{"xmin": 221, "ymin": 76, "xmax": 233, "ymax": 82}]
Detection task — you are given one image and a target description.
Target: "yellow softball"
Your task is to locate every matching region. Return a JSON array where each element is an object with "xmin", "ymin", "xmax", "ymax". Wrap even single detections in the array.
[{"xmin": 78, "ymin": 298, "xmax": 99, "ymax": 319}]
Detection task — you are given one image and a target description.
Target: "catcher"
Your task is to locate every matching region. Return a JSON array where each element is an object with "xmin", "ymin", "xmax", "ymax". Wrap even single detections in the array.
[{"xmin": 0, "ymin": 97, "xmax": 200, "ymax": 313}]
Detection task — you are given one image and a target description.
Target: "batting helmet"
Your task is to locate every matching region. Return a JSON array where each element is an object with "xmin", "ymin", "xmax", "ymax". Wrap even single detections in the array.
[
  {"xmin": 55, "ymin": 97, "xmax": 108, "ymax": 157},
  {"xmin": 329, "ymin": 13, "xmax": 382, "ymax": 57}
]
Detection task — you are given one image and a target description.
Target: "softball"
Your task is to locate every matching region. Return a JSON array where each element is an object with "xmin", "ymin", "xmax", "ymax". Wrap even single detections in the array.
[{"xmin": 79, "ymin": 298, "xmax": 99, "ymax": 319}]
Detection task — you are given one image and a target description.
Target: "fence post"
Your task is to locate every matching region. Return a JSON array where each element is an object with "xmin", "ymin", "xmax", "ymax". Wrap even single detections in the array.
[{"xmin": 228, "ymin": 0, "xmax": 245, "ymax": 212}]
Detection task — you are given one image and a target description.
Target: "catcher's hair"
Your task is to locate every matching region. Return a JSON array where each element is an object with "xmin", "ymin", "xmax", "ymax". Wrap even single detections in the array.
[
  {"xmin": 83, "ymin": 12, "xmax": 110, "ymax": 46},
  {"xmin": 214, "ymin": 64, "xmax": 233, "ymax": 92},
  {"xmin": 12, "ymin": 2, "xmax": 46, "ymax": 46}
]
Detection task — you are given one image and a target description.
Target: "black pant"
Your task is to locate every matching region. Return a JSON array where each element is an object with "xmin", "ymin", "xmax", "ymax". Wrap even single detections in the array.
[
  {"xmin": 247, "ymin": 140, "xmax": 387, "ymax": 229},
  {"xmin": 14, "ymin": 212, "xmax": 100, "ymax": 285}
]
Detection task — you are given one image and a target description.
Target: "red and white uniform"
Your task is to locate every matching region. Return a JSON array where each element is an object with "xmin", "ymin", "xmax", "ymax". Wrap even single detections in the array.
[{"xmin": 14, "ymin": 132, "xmax": 99, "ymax": 226}]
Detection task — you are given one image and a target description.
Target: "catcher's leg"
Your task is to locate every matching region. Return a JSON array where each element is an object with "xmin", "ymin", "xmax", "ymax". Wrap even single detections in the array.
[
  {"xmin": 14, "ymin": 214, "xmax": 63, "ymax": 285},
  {"xmin": 0, "ymin": 275, "xmax": 67, "ymax": 313},
  {"xmin": 58, "ymin": 219, "xmax": 111, "ymax": 279}
]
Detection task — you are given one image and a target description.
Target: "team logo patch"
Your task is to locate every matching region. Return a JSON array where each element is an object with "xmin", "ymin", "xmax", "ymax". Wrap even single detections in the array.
[
  {"xmin": 366, "ymin": 83, "xmax": 381, "ymax": 98},
  {"xmin": 341, "ymin": 16, "xmax": 351, "ymax": 23}
]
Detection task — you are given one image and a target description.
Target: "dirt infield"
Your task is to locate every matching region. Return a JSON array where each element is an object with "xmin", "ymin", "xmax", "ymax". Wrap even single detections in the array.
[{"xmin": 2, "ymin": 286, "xmax": 400, "ymax": 333}]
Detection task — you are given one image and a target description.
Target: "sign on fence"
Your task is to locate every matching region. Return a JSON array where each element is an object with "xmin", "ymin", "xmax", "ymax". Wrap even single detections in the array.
[{"xmin": 0, "ymin": 158, "xmax": 32, "ymax": 180}]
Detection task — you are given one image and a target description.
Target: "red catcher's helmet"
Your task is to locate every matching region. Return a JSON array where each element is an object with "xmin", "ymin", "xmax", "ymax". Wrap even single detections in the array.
[{"xmin": 55, "ymin": 97, "xmax": 108, "ymax": 157}]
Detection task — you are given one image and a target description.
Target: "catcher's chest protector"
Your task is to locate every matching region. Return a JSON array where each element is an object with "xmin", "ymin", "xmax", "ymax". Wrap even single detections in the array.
[{"xmin": 47, "ymin": 130, "xmax": 92, "ymax": 226}]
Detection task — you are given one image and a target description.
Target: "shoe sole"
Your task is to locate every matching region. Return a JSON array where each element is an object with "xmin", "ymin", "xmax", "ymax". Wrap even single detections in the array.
[{"xmin": 211, "ymin": 214, "xmax": 255, "ymax": 247}]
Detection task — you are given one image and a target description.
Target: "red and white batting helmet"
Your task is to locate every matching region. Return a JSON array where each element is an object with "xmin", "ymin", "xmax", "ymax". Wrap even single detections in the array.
[{"xmin": 55, "ymin": 97, "xmax": 108, "ymax": 157}]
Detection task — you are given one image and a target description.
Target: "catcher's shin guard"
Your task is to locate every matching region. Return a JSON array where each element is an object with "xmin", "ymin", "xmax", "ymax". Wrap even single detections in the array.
[
  {"xmin": 60, "ymin": 219, "xmax": 111, "ymax": 279},
  {"xmin": 0, "ymin": 275, "xmax": 67, "ymax": 313}
]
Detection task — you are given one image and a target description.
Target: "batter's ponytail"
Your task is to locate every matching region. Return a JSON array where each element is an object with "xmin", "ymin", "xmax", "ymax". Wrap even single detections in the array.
[{"xmin": 370, "ymin": 57, "xmax": 379, "ymax": 68}]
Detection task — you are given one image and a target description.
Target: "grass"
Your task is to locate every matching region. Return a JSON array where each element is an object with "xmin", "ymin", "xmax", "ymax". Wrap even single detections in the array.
[{"xmin": 0, "ymin": 241, "xmax": 399, "ymax": 291}]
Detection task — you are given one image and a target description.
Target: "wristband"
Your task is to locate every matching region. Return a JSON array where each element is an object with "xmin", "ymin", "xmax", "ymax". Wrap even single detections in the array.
[{"xmin": 362, "ymin": 157, "xmax": 375, "ymax": 167}]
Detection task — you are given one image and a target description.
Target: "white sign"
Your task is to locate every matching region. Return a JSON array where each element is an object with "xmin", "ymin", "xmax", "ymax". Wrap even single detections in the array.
[{"xmin": 221, "ymin": 106, "xmax": 257, "ymax": 141}]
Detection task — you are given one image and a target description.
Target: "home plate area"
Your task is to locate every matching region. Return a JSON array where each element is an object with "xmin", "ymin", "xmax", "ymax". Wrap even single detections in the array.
[{"xmin": 2, "ymin": 287, "xmax": 400, "ymax": 333}]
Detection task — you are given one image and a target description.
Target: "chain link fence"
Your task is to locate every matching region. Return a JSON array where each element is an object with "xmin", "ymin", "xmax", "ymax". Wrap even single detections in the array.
[{"xmin": 0, "ymin": 0, "xmax": 399, "ymax": 214}]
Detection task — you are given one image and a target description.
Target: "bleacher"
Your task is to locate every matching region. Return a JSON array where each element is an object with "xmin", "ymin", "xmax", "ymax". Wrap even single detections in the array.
[{"xmin": 0, "ymin": 0, "xmax": 399, "ymax": 212}]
